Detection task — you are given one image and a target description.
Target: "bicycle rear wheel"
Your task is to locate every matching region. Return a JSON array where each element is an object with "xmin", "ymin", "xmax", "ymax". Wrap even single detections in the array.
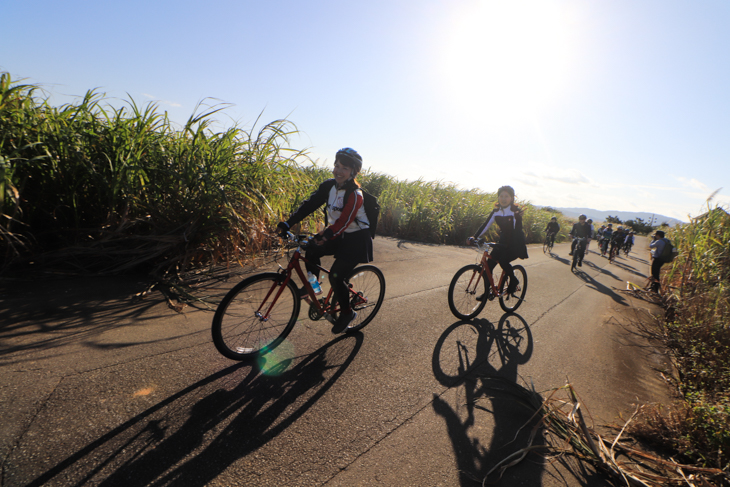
[
  {"xmin": 212, "ymin": 272, "xmax": 300, "ymax": 360},
  {"xmin": 344, "ymin": 265, "xmax": 385, "ymax": 333},
  {"xmin": 499, "ymin": 265, "xmax": 527, "ymax": 313},
  {"xmin": 448, "ymin": 264, "xmax": 488, "ymax": 320}
]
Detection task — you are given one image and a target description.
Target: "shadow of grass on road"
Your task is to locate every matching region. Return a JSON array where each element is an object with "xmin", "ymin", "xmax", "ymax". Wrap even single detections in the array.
[{"xmin": 25, "ymin": 334, "xmax": 363, "ymax": 487}]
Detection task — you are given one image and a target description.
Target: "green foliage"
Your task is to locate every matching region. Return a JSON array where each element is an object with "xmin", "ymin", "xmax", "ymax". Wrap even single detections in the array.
[
  {"xmin": 605, "ymin": 214, "xmax": 622, "ymax": 224},
  {"xmin": 623, "ymin": 217, "xmax": 654, "ymax": 234},
  {"xmin": 645, "ymin": 204, "xmax": 730, "ymax": 470},
  {"xmin": 0, "ymin": 71, "xmax": 574, "ymax": 275},
  {"xmin": 0, "ymin": 72, "xmax": 314, "ymax": 274}
]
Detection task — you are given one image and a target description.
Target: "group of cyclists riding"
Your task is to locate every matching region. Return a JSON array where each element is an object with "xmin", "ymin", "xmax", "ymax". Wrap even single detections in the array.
[{"xmin": 544, "ymin": 214, "xmax": 636, "ymax": 266}]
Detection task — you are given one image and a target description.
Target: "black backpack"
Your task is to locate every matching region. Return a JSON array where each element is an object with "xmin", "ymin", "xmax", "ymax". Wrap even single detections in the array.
[
  {"xmin": 660, "ymin": 238, "xmax": 676, "ymax": 263},
  {"xmin": 323, "ymin": 180, "xmax": 380, "ymax": 238},
  {"xmin": 357, "ymin": 190, "xmax": 380, "ymax": 239}
]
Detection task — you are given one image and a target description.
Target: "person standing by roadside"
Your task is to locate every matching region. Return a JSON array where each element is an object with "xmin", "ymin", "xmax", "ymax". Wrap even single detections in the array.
[{"xmin": 649, "ymin": 230, "xmax": 669, "ymax": 292}]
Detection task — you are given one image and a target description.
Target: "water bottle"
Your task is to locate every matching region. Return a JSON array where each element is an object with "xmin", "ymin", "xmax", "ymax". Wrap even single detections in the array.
[{"xmin": 307, "ymin": 272, "xmax": 322, "ymax": 295}]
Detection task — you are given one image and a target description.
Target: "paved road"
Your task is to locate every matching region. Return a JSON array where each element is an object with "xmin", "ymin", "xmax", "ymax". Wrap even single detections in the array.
[{"xmin": 0, "ymin": 237, "xmax": 670, "ymax": 486}]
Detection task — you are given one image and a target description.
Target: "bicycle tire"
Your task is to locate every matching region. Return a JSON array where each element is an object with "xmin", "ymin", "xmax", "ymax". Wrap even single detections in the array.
[
  {"xmin": 543, "ymin": 239, "xmax": 549, "ymax": 253},
  {"xmin": 344, "ymin": 265, "xmax": 386, "ymax": 333},
  {"xmin": 448, "ymin": 264, "xmax": 488, "ymax": 320},
  {"xmin": 571, "ymin": 252, "xmax": 578, "ymax": 271},
  {"xmin": 609, "ymin": 246, "xmax": 617, "ymax": 263},
  {"xmin": 499, "ymin": 265, "xmax": 527, "ymax": 313},
  {"xmin": 212, "ymin": 272, "xmax": 300, "ymax": 360}
]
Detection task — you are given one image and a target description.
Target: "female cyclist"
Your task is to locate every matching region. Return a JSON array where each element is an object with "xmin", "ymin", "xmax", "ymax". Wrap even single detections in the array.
[
  {"xmin": 277, "ymin": 148, "xmax": 373, "ymax": 333},
  {"xmin": 467, "ymin": 185, "xmax": 528, "ymax": 300}
]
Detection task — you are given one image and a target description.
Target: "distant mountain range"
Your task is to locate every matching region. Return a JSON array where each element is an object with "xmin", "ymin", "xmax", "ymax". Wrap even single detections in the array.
[{"xmin": 541, "ymin": 207, "xmax": 685, "ymax": 227}]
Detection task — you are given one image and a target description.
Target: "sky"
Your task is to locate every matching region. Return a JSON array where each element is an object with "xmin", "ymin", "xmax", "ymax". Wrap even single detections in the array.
[{"xmin": 2, "ymin": 0, "xmax": 729, "ymax": 222}]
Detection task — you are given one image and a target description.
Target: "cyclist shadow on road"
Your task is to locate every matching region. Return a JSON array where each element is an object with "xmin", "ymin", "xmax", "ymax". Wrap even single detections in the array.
[
  {"xmin": 28, "ymin": 333, "xmax": 364, "ymax": 487},
  {"xmin": 571, "ymin": 268, "xmax": 628, "ymax": 306},
  {"xmin": 431, "ymin": 313, "xmax": 546, "ymax": 485}
]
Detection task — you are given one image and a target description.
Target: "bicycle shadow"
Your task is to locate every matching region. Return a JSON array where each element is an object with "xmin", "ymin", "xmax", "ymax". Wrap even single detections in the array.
[
  {"xmin": 571, "ymin": 269, "xmax": 628, "ymax": 305},
  {"xmin": 27, "ymin": 334, "xmax": 364, "ymax": 487},
  {"xmin": 431, "ymin": 313, "xmax": 546, "ymax": 485}
]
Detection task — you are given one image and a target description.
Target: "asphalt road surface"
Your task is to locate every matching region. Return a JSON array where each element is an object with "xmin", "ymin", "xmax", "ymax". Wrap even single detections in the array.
[{"xmin": 0, "ymin": 236, "xmax": 671, "ymax": 486}]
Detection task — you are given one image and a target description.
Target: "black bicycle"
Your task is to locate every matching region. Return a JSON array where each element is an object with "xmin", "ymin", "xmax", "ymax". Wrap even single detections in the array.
[
  {"xmin": 543, "ymin": 232, "xmax": 555, "ymax": 253},
  {"xmin": 571, "ymin": 237, "xmax": 586, "ymax": 271}
]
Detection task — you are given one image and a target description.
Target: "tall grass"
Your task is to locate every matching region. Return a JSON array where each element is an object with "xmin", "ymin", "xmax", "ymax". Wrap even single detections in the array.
[
  {"xmin": 0, "ymin": 72, "xmax": 314, "ymax": 275},
  {"xmin": 295, "ymin": 164, "xmax": 572, "ymax": 246},
  {"xmin": 1, "ymin": 71, "xmax": 572, "ymax": 276},
  {"xmin": 632, "ymin": 205, "xmax": 730, "ymax": 472}
]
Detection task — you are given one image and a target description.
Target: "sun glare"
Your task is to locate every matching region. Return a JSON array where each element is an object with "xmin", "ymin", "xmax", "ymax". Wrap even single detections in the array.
[{"xmin": 439, "ymin": 1, "xmax": 573, "ymax": 123}]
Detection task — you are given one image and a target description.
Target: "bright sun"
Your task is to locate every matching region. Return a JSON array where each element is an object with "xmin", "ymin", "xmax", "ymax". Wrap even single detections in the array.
[{"xmin": 439, "ymin": 1, "xmax": 573, "ymax": 123}]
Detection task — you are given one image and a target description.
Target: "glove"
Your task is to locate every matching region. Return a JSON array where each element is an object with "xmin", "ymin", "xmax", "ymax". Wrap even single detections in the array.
[{"xmin": 276, "ymin": 222, "xmax": 289, "ymax": 236}]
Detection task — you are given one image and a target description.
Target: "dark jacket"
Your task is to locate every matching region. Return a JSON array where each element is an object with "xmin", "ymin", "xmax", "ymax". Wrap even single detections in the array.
[{"xmin": 473, "ymin": 204, "xmax": 528, "ymax": 260}]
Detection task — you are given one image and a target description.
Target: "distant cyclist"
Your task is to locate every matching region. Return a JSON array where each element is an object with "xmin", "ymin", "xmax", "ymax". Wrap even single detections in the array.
[
  {"xmin": 624, "ymin": 231, "xmax": 635, "ymax": 252},
  {"xmin": 276, "ymin": 147, "xmax": 372, "ymax": 332},
  {"xmin": 468, "ymin": 185, "xmax": 528, "ymax": 301},
  {"xmin": 610, "ymin": 226, "xmax": 626, "ymax": 258},
  {"xmin": 585, "ymin": 218, "xmax": 595, "ymax": 253},
  {"xmin": 545, "ymin": 216, "xmax": 560, "ymax": 245},
  {"xmin": 568, "ymin": 214, "xmax": 592, "ymax": 257},
  {"xmin": 600, "ymin": 224, "xmax": 613, "ymax": 256}
]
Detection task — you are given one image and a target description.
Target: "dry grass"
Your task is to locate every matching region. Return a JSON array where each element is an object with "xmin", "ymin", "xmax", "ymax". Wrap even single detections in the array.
[{"xmin": 480, "ymin": 377, "xmax": 729, "ymax": 486}]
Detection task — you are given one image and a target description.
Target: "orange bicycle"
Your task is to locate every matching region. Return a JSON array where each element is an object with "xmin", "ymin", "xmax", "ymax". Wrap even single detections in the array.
[
  {"xmin": 447, "ymin": 240, "xmax": 528, "ymax": 319},
  {"xmin": 212, "ymin": 232, "xmax": 385, "ymax": 360}
]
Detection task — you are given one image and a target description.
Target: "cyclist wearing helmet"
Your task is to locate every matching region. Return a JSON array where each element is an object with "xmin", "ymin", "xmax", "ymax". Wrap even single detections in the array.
[
  {"xmin": 600, "ymin": 223, "xmax": 613, "ymax": 256},
  {"xmin": 568, "ymin": 214, "xmax": 591, "ymax": 263},
  {"xmin": 585, "ymin": 218, "xmax": 595, "ymax": 253},
  {"xmin": 610, "ymin": 226, "xmax": 626, "ymax": 258},
  {"xmin": 468, "ymin": 185, "xmax": 528, "ymax": 300},
  {"xmin": 277, "ymin": 147, "xmax": 372, "ymax": 332},
  {"xmin": 544, "ymin": 216, "xmax": 560, "ymax": 245},
  {"xmin": 624, "ymin": 230, "xmax": 635, "ymax": 252}
]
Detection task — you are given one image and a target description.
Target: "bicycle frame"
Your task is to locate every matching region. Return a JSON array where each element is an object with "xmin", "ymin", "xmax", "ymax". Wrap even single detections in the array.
[
  {"xmin": 468, "ymin": 242, "xmax": 509, "ymax": 297},
  {"xmin": 260, "ymin": 232, "xmax": 361, "ymax": 321}
]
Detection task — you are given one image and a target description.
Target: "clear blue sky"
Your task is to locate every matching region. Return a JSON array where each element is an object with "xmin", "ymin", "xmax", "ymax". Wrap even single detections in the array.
[{"xmin": 3, "ymin": 0, "xmax": 729, "ymax": 221}]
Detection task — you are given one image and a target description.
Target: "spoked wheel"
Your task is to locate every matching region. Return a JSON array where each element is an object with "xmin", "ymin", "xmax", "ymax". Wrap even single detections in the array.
[
  {"xmin": 543, "ymin": 239, "xmax": 550, "ymax": 253},
  {"xmin": 571, "ymin": 252, "xmax": 578, "ymax": 271},
  {"xmin": 498, "ymin": 265, "xmax": 527, "ymax": 313},
  {"xmin": 344, "ymin": 265, "xmax": 386, "ymax": 333},
  {"xmin": 212, "ymin": 273, "xmax": 300, "ymax": 360},
  {"xmin": 448, "ymin": 264, "xmax": 488, "ymax": 320},
  {"xmin": 609, "ymin": 246, "xmax": 618, "ymax": 263}
]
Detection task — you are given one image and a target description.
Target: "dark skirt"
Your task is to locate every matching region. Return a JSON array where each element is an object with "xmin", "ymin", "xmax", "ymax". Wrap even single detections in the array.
[
  {"xmin": 306, "ymin": 228, "xmax": 373, "ymax": 267},
  {"xmin": 336, "ymin": 229, "xmax": 373, "ymax": 264}
]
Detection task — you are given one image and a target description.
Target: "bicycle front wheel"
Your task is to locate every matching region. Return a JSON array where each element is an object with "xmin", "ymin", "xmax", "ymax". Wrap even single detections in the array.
[
  {"xmin": 448, "ymin": 264, "xmax": 488, "ymax": 320},
  {"xmin": 499, "ymin": 265, "xmax": 527, "ymax": 313},
  {"xmin": 212, "ymin": 273, "xmax": 300, "ymax": 360},
  {"xmin": 543, "ymin": 239, "xmax": 550, "ymax": 253},
  {"xmin": 344, "ymin": 265, "xmax": 386, "ymax": 333}
]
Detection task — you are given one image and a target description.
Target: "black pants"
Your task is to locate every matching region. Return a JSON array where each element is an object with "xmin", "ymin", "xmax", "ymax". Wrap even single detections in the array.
[
  {"xmin": 305, "ymin": 240, "xmax": 359, "ymax": 314},
  {"xmin": 650, "ymin": 258, "xmax": 664, "ymax": 292},
  {"xmin": 487, "ymin": 247, "xmax": 517, "ymax": 292}
]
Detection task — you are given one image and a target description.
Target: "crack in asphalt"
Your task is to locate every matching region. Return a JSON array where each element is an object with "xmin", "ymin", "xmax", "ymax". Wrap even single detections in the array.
[{"xmin": 1, "ymin": 375, "xmax": 64, "ymax": 486}]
